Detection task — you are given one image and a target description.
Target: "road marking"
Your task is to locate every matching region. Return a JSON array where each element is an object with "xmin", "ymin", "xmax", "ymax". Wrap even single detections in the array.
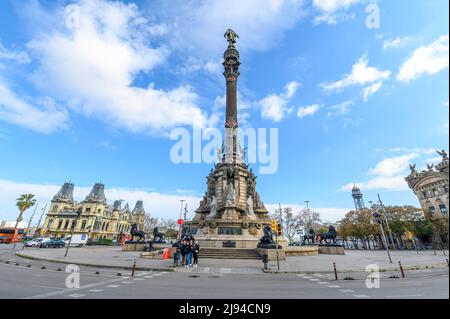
[
  {"xmin": 121, "ymin": 281, "xmax": 132, "ymax": 284},
  {"xmin": 133, "ymin": 278, "xmax": 144, "ymax": 281},
  {"xmin": 220, "ymin": 268, "xmax": 231, "ymax": 274},
  {"xmin": 89, "ymin": 289, "xmax": 104, "ymax": 293},
  {"xmin": 31, "ymin": 284, "xmax": 65, "ymax": 290},
  {"xmin": 296, "ymin": 274, "xmax": 305, "ymax": 277},
  {"xmin": 328, "ymin": 285, "xmax": 340, "ymax": 288},
  {"xmin": 353, "ymin": 294, "xmax": 370, "ymax": 298},
  {"xmin": 152, "ymin": 273, "xmax": 162, "ymax": 276},
  {"xmin": 24, "ymin": 277, "xmax": 125, "ymax": 299},
  {"xmin": 386, "ymin": 294, "xmax": 424, "ymax": 298},
  {"xmin": 68, "ymin": 294, "xmax": 85, "ymax": 298},
  {"xmin": 303, "ymin": 276, "xmax": 312, "ymax": 279},
  {"xmin": 313, "ymin": 274, "xmax": 325, "ymax": 277},
  {"xmin": 144, "ymin": 276, "xmax": 154, "ymax": 279},
  {"xmin": 106, "ymin": 285, "xmax": 120, "ymax": 288},
  {"xmin": 318, "ymin": 282, "xmax": 329, "ymax": 284},
  {"xmin": 135, "ymin": 272, "xmax": 149, "ymax": 277},
  {"xmin": 339, "ymin": 289, "xmax": 354, "ymax": 293},
  {"xmin": 309, "ymin": 279, "xmax": 320, "ymax": 281}
]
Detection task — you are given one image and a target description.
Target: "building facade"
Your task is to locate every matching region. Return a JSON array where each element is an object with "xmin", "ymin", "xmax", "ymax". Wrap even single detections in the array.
[
  {"xmin": 41, "ymin": 182, "xmax": 145, "ymax": 241},
  {"xmin": 405, "ymin": 150, "xmax": 449, "ymax": 246}
]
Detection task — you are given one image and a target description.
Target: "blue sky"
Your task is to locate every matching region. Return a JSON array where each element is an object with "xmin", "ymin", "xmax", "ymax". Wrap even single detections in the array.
[{"xmin": 0, "ymin": 0, "xmax": 448, "ymax": 224}]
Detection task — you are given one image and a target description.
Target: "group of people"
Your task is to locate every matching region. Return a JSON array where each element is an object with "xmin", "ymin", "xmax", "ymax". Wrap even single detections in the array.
[{"xmin": 174, "ymin": 239, "xmax": 200, "ymax": 268}]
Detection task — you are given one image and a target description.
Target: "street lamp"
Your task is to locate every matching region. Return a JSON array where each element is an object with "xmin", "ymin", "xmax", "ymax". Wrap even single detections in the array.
[
  {"xmin": 178, "ymin": 200, "xmax": 185, "ymax": 240},
  {"xmin": 64, "ymin": 208, "xmax": 82, "ymax": 258},
  {"xmin": 373, "ymin": 211, "xmax": 392, "ymax": 263}
]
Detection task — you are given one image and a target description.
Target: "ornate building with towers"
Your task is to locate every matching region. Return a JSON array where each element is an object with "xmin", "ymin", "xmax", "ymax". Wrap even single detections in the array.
[
  {"xmin": 405, "ymin": 150, "xmax": 449, "ymax": 246},
  {"xmin": 351, "ymin": 184, "xmax": 365, "ymax": 211},
  {"xmin": 186, "ymin": 30, "xmax": 286, "ymax": 249},
  {"xmin": 41, "ymin": 182, "xmax": 145, "ymax": 241}
]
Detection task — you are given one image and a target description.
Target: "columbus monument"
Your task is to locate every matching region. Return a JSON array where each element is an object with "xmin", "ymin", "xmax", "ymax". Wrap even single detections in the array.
[{"xmin": 186, "ymin": 30, "xmax": 286, "ymax": 251}]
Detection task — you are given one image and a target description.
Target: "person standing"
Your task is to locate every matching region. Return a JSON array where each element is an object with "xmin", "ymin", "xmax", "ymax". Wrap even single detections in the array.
[
  {"xmin": 193, "ymin": 242, "xmax": 200, "ymax": 268},
  {"xmin": 180, "ymin": 240, "xmax": 187, "ymax": 267},
  {"xmin": 185, "ymin": 241, "xmax": 193, "ymax": 268}
]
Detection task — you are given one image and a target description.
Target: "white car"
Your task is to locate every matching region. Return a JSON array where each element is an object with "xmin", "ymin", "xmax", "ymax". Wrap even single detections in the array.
[{"xmin": 25, "ymin": 238, "xmax": 51, "ymax": 247}]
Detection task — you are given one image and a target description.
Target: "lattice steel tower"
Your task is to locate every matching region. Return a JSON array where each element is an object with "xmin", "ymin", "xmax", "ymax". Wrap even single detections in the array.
[{"xmin": 352, "ymin": 184, "xmax": 365, "ymax": 211}]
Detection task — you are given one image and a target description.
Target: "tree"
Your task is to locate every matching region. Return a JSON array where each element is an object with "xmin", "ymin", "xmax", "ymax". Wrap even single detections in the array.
[
  {"xmin": 143, "ymin": 213, "xmax": 159, "ymax": 234},
  {"xmin": 15, "ymin": 194, "xmax": 36, "ymax": 230},
  {"xmin": 298, "ymin": 208, "xmax": 322, "ymax": 231},
  {"xmin": 271, "ymin": 207, "xmax": 303, "ymax": 243}
]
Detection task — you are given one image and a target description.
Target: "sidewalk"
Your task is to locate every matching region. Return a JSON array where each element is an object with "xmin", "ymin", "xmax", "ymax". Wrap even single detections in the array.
[{"xmin": 15, "ymin": 246, "xmax": 449, "ymax": 275}]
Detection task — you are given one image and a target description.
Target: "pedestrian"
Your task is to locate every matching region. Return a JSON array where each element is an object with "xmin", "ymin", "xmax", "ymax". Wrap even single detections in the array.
[
  {"xmin": 180, "ymin": 240, "xmax": 187, "ymax": 267},
  {"xmin": 185, "ymin": 241, "xmax": 193, "ymax": 268},
  {"xmin": 193, "ymin": 242, "xmax": 200, "ymax": 268}
]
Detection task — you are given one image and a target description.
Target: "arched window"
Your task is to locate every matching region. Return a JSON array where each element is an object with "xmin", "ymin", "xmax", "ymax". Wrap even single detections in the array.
[
  {"xmin": 57, "ymin": 220, "xmax": 63, "ymax": 229},
  {"xmin": 63, "ymin": 220, "xmax": 70, "ymax": 230},
  {"xmin": 81, "ymin": 220, "xmax": 87, "ymax": 230},
  {"xmin": 47, "ymin": 219, "xmax": 54, "ymax": 229},
  {"xmin": 71, "ymin": 220, "xmax": 77, "ymax": 230},
  {"xmin": 52, "ymin": 205, "xmax": 58, "ymax": 213}
]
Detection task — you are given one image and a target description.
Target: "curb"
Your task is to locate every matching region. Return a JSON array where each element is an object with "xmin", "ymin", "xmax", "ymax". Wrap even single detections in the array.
[
  {"xmin": 14, "ymin": 252, "xmax": 174, "ymax": 272},
  {"xmin": 262, "ymin": 263, "xmax": 449, "ymax": 274}
]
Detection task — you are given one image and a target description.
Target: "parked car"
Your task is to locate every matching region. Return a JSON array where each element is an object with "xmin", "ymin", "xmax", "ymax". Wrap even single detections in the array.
[
  {"xmin": 40, "ymin": 239, "xmax": 65, "ymax": 248},
  {"xmin": 25, "ymin": 238, "xmax": 51, "ymax": 247}
]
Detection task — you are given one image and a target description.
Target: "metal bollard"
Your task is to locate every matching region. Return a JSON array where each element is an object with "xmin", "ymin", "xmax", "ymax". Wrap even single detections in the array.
[
  {"xmin": 131, "ymin": 259, "xmax": 137, "ymax": 277},
  {"xmin": 333, "ymin": 262, "xmax": 338, "ymax": 280},
  {"xmin": 446, "ymin": 259, "xmax": 449, "ymax": 267},
  {"xmin": 398, "ymin": 261, "xmax": 405, "ymax": 278},
  {"xmin": 262, "ymin": 254, "xmax": 268, "ymax": 270}
]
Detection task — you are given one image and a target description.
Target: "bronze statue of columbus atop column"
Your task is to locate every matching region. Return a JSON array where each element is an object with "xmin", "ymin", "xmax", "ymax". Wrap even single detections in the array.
[{"xmin": 223, "ymin": 29, "xmax": 240, "ymax": 162}]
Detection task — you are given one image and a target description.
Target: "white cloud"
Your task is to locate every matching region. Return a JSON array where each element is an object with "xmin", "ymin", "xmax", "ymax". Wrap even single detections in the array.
[
  {"xmin": 382, "ymin": 37, "xmax": 409, "ymax": 51},
  {"xmin": 397, "ymin": 35, "xmax": 449, "ymax": 83},
  {"xmin": 297, "ymin": 104, "xmax": 320, "ymax": 118},
  {"xmin": 0, "ymin": 41, "xmax": 31, "ymax": 64},
  {"xmin": 340, "ymin": 149, "xmax": 439, "ymax": 192},
  {"xmin": 0, "ymin": 78, "xmax": 69, "ymax": 133},
  {"xmin": 328, "ymin": 100, "xmax": 354, "ymax": 116},
  {"xmin": 258, "ymin": 81, "xmax": 301, "ymax": 122},
  {"xmin": 152, "ymin": 0, "xmax": 306, "ymax": 55},
  {"xmin": 26, "ymin": 0, "xmax": 210, "ymax": 134},
  {"xmin": 369, "ymin": 153, "xmax": 418, "ymax": 177},
  {"xmin": 0, "ymin": 179, "xmax": 202, "ymax": 222},
  {"xmin": 320, "ymin": 55, "xmax": 391, "ymax": 93},
  {"xmin": 361, "ymin": 81, "xmax": 382, "ymax": 102},
  {"xmin": 312, "ymin": 0, "xmax": 360, "ymax": 25}
]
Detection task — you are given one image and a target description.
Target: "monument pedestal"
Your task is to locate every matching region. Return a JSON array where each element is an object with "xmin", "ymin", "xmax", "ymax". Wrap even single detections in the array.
[
  {"xmin": 318, "ymin": 244, "xmax": 345, "ymax": 255},
  {"xmin": 122, "ymin": 241, "xmax": 148, "ymax": 251}
]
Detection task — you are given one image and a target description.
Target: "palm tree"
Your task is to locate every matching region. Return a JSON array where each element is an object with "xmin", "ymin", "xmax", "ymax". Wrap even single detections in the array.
[{"xmin": 15, "ymin": 194, "xmax": 37, "ymax": 230}]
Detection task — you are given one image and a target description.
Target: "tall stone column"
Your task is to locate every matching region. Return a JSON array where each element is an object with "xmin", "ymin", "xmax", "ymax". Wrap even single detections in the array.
[{"xmin": 223, "ymin": 32, "xmax": 240, "ymax": 163}]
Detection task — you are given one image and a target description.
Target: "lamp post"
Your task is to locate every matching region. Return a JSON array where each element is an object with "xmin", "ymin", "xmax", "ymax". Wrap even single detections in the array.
[
  {"xmin": 178, "ymin": 200, "xmax": 185, "ymax": 240},
  {"xmin": 377, "ymin": 194, "xmax": 396, "ymax": 249},
  {"xmin": 64, "ymin": 208, "xmax": 82, "ymax": 257},
  {"xmin": 373, "ymin": 211, "xmax": 392, "ymax": 263}
]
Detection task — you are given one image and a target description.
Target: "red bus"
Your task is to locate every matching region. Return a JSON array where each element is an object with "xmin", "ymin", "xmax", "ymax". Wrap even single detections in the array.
[{"xmin": 0, "ymin": 227, "xmax": 23, "ymax": 243}]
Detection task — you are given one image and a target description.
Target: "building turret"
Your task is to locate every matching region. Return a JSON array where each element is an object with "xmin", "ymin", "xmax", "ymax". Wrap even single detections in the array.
[
  {"xmin": 85, "ymin": 183, "xmax": 107, "ymax": 204},
  {"xmin": 132, "ymin": 200, "xmax": 145, "ymax": 215},
  {"xmin": 52, "ymin": 182, "xmax": 74, "ymax": 203}
]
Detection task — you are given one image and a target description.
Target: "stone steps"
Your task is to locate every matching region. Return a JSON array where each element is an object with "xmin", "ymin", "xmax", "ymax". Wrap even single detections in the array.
[{"xmin": 198, "ymin": 248, "xmax": 261, "ymax": 259}]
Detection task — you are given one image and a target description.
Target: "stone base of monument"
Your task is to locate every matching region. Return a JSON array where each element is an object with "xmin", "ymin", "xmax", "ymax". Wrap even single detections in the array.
[
  {"xmin": 256, "ymin": 247, "xmax": 286, "ymax": 261},
  {"xmin": 122, "ymin": 241, "xmax": 148, "ymax": 252},
  {"xmin": 318, "ymin": 244, "xmax": 345, "ymax": 255},
  {"xmin": 285, "ymin": 245, "xmax": 319, "ymax": 256},
  {"xmin": 188, "ymin": 218, "xmax": 289, "ymax": 250}
]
